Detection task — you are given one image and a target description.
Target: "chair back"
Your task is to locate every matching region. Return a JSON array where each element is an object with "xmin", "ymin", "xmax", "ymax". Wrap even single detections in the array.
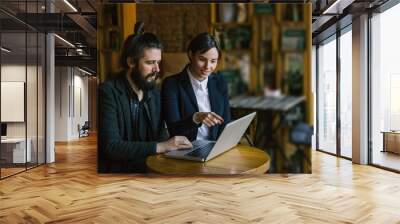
[{"xmin": 290, "ymin": 123, "xmax": 313, "ymax": 146}]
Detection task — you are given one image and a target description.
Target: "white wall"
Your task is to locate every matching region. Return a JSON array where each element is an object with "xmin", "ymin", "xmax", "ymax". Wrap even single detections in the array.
[
  {"xmin": 72, "ymin": 73, "xmax": 89, "ymax": 138},
  {"xmin": 1, "ymin": 65, "xmax": 26, "ymax": 81},
  {"xmin": 55, "ymin": 66, "xmax": 69, "ymax": 141},
  {"xmin": 55, "ymin": 67, "xmax": 89, "ymax": 141}
]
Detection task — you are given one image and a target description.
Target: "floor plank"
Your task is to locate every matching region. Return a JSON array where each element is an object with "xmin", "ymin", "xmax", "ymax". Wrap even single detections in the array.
[
  {"xmin": 0, "ymin": 135, "xmax": 399, "ymax": 223},
  {"xmin": 372, "ymin": 151, "xmax": 400, "ymax": 171}
]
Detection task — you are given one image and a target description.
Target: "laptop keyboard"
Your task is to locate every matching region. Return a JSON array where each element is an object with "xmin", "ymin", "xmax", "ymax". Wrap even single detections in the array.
[{"xmin": 186, "ymin": 142, "xmax": 215, "ymax": 158}]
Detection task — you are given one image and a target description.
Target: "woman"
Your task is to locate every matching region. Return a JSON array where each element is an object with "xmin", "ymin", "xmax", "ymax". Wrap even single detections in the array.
[{"xmin": 161, "ymin": 33, "xmax": 231, "ymax": 142}]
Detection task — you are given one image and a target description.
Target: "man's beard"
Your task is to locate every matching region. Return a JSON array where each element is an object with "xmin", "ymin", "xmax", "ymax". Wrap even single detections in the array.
[{"xmin": 131, "ymin": 67, "xmax": 159, "ymax": 91}]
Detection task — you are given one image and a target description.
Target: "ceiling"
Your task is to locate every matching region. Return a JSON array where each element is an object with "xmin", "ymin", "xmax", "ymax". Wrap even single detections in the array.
[
  {"xmin": 0, "ymin": 0, "xmax": 97, "ymax": 74},
  {"xmin": 312, "ymin": 0, "xmax": 389, "ymax": 43}
]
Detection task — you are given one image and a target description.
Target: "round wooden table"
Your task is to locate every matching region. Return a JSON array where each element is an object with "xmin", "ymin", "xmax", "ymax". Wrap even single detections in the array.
[{"xmin": 146, "ymin": 145, "xmax": 270, "ymax": 174}]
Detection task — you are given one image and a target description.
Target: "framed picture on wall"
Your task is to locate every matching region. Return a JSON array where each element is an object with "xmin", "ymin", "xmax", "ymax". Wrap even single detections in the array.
[{"xmin": 1, "ymin": 81, "xmax": 25, "ymax": 122}]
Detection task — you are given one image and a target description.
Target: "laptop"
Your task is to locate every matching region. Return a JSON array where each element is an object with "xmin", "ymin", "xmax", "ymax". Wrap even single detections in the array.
[{"xmin": 165, "ymin": 112, "xmax": 256, "ymax": 162}]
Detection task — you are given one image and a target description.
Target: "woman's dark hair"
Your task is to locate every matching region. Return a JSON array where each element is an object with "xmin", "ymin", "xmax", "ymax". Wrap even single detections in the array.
[
  {"xmin": 187, "ymin": 33, "xmax": 221, "ymax": 59},
  {"xmin": 120, "ymin": 22, "xmax": 163, "ymax": 69}
]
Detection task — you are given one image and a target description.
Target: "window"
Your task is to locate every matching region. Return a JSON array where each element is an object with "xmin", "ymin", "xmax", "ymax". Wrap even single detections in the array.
[
  {"xmin": 371, "ymin": 3, "xmax": 400, "ymax": 171},
  {"xmin": 317, "ymin": 35, "xmax": 337, "ymax": 154},
  {"xmin": 339, "ymin": 28, "xmax": 352, "ymax": 158},
  {"xmin": 0, "ymin": 1, "xmax": 47, "ymax": 179},
  {"xmin": 312, "ymin": 45, "xmax": 317, "ymax": 150}
]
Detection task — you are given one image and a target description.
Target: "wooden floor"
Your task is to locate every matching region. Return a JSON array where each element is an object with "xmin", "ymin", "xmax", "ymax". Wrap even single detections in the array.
[
  {"xmin": 372, "ymin": 150, "xmax": 400, "ymax": 171},
  {"xmin": 1, "ymin": 135, "xmax": 400, "ymax": 223},
  {"xmin": 1, "ymin": 167, "xmax": 26, "ymax": 178}
]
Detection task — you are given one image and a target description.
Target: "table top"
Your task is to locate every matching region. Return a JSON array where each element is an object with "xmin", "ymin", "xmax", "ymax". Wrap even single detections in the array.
[
  {"xmin": 146, "ymin": 145, "xmax": 270, "ymax": 175},
  {"xmin": 229, "ymin": 95, "xmax": 305, "ymax": 112},
  {"xmin": 381, "ymin": 131, "xmax": 400, "ymax": 134}
]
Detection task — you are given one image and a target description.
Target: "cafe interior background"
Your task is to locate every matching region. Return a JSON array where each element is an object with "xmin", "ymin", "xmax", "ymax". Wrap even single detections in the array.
[{"xmin": 97, "ymin": 3, "xmax": 312, "ymax": 173}]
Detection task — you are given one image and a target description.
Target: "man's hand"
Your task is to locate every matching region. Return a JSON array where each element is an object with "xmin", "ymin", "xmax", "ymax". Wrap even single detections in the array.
[
  {"xmin": 156, "ymin": 136, "xmax": 192, "ymax": 154},
  {"xmin": 194, "ymin": 112, "xmax": 224, "ymax": 127}
]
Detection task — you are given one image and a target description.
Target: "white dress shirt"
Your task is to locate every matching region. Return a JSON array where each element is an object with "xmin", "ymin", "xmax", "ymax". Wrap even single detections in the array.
[{"xmin": 187, "ymin": 67, "xmax": 211, "ymax": 140}]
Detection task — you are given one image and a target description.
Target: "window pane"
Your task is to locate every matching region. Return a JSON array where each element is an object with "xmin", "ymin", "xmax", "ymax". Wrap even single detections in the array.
[
  {"xmin": 318, "ymin": 36, "xmax": 337, "ymax": 154},
  {"xmin": 340, "ymin": 29, "xmax": 352, "ymax": 158},
  {"xmin": 371, "ymin": 4, "xmax": 400, "ymax": 171},
  {"xmin": 27, "ymin": 31, "xmax": 38, "ymax": 169},
  {"xmin": 312, "ymin": 45, "xmax": 317, "ymax": 150},
  {"xmin": 1, "ymin": 31, "xmax": 28, "ymax": 177}
]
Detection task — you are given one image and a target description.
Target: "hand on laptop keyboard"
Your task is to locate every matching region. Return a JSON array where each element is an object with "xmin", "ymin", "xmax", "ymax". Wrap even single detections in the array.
[{"xmin": 186, "ymin": 142, "xmax": 215, "ymax": 158}]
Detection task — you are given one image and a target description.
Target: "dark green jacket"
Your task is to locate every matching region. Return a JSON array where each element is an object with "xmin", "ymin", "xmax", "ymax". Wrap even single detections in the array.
[{"xmin": 97, "ymin": 74, "xmax": 167, "ymax": 173}]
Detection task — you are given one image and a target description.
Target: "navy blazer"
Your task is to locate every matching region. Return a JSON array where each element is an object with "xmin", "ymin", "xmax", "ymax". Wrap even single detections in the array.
[{"xmin": 161, "ymin": 66, "xmax": 231, "ymax": 141}]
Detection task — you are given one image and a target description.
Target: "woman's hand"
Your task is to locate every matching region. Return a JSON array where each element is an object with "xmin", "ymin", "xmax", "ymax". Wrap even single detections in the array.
[{"xmin": 193, "ymin": 112, "xmax": 224, "ymax": 127}]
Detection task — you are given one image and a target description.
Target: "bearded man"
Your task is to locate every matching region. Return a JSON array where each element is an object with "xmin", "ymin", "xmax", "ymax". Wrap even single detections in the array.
[{"xmin": 98, "ymin": 30, "xmax": 192, "ymax": 173}]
